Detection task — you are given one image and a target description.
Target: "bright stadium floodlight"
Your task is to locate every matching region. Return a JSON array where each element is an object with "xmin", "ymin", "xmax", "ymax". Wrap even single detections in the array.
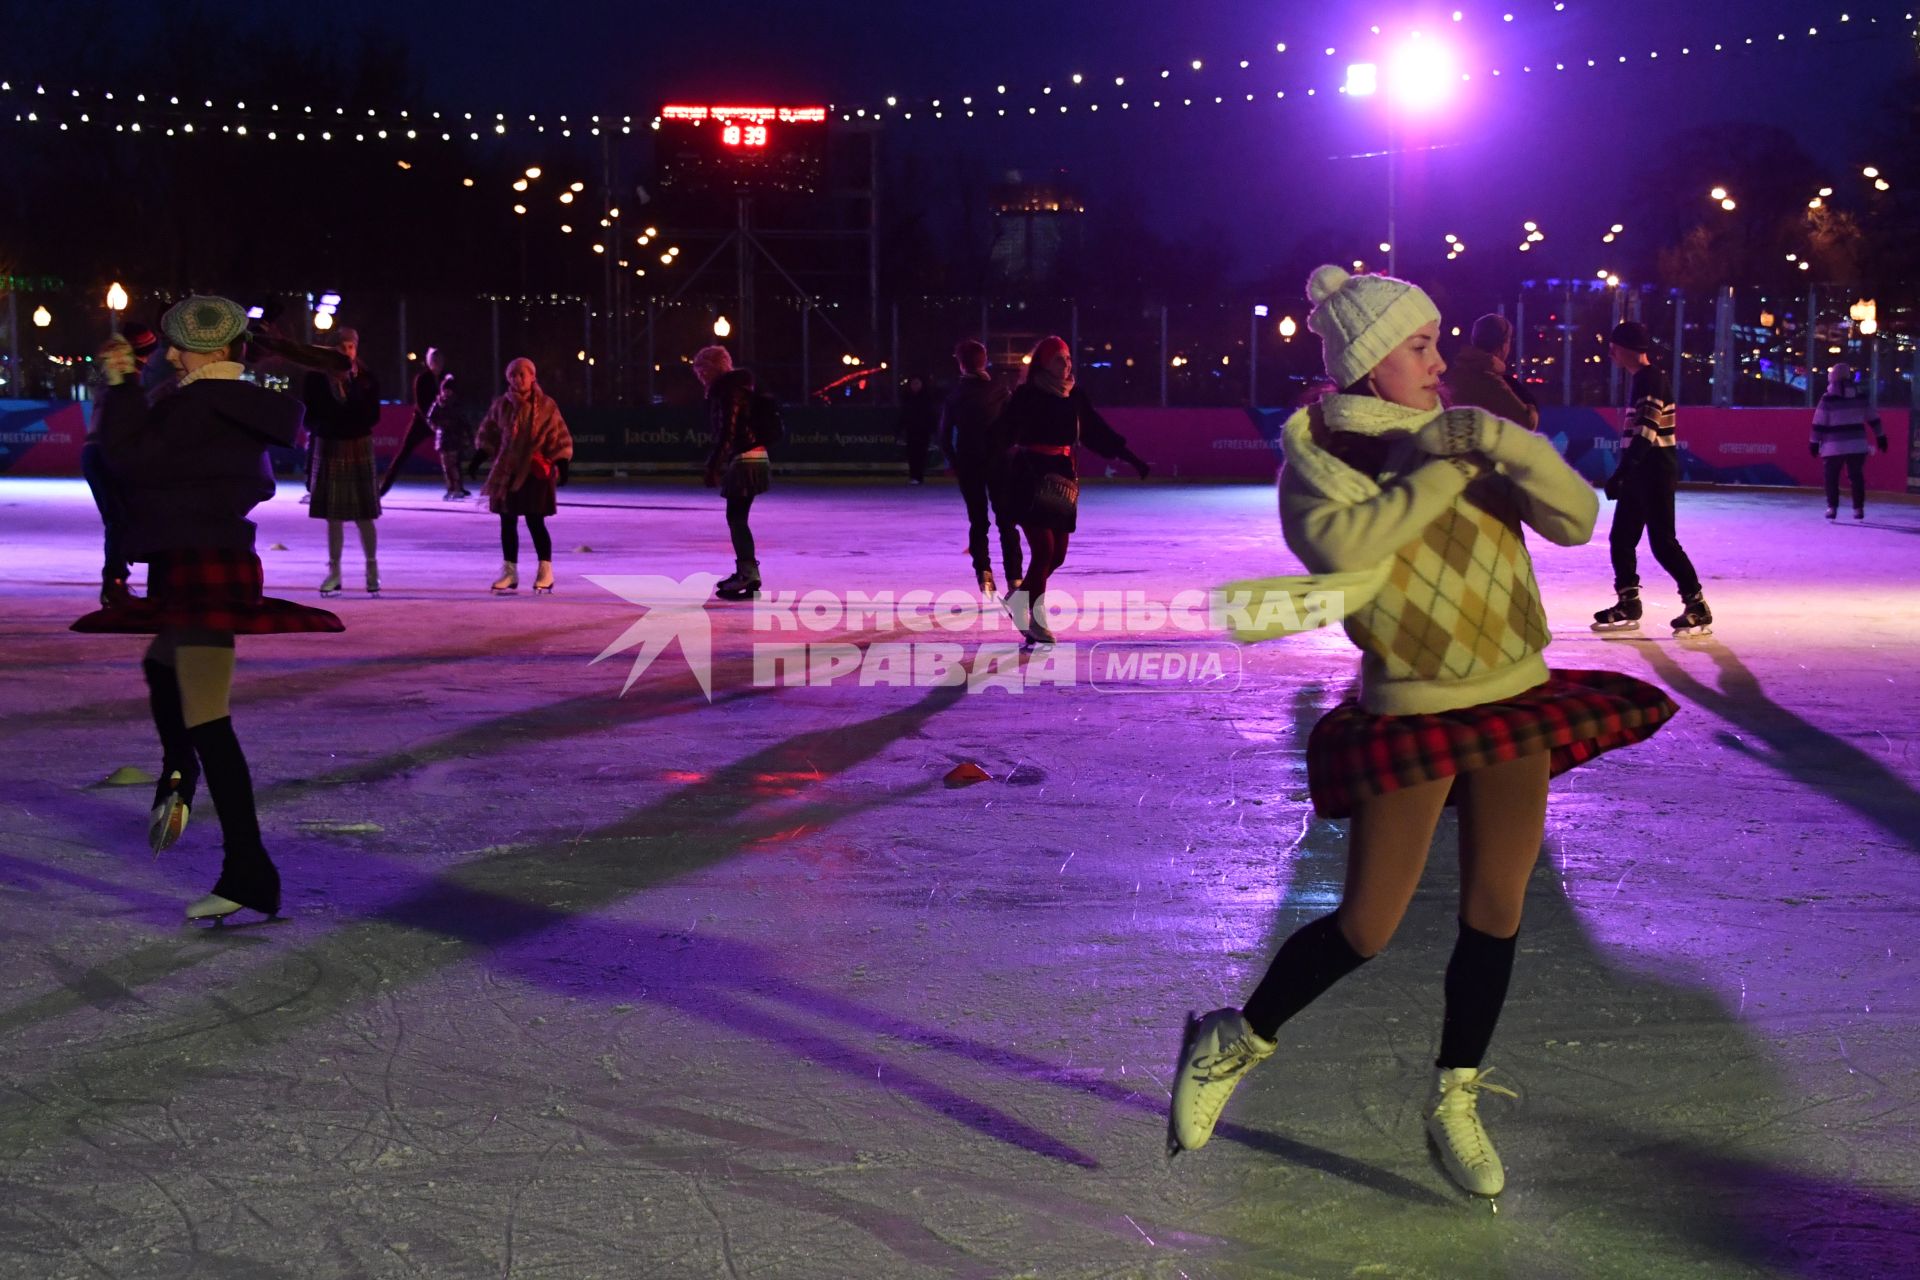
[
  {"xmin": 1390, "ymin": 37, "xmax": 1455, "ymax": 109},
  {"xmin": 1345, "ymin": 63, "xmax": 1379, "ymax": 97}
]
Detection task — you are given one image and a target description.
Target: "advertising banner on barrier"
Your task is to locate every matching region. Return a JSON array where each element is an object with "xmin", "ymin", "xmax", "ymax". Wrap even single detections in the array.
[
  {"xmin": 0, "ymin": 400, "xmax": 88, "ymax": 475},
  {"xmin": 3, "ymin": 397, "xmax": 1908, "ymax": 491},
  {"xmin": 1542, "ymin": 406, "xmax": 1912, "ymax": 491}
]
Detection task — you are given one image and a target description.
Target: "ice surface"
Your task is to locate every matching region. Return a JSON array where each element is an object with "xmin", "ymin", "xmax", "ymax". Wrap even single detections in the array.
[{"xmin": 1, "ymin": 476, "xmax": 1916, "ymax": 1278}]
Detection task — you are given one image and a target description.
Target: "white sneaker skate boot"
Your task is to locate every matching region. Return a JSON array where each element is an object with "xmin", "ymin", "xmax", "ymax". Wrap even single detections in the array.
[
  {"xmin": 491, "ymin": 562, "xmax": 519, "ymax": 594},
  {"xmin": 1166, "ymin": 1008, "xmax": 1276, "ymax": 1155},
  {"xmin": 532, "ymin": 560, "xmax": 555, "ymax": 593},
  {"xmin": 318, "ymin": 564, "xmax": 342, "ymax": 596},
  {"xmin": 1426, "ymin": 1066, "xmax": 1518, "ymax": 1197}
]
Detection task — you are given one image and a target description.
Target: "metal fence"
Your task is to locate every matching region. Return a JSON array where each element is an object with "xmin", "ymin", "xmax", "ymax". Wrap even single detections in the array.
[{"xmin": 4, "ymin": 281, "xmax": 1912, "ymax": 414}]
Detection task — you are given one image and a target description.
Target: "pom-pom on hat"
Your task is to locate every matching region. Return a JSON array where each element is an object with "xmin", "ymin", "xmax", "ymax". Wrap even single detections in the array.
[
  {"xmin": 1305, "ymin": 265, "xmax": 1441, "ymax": 389},
  {"xmin": 161, "ymin": 295, "xmax": 248, "ymax": 354},
  {"xmin": 119, "ymin": 323, "xmax": 159, "ymax": 360}
]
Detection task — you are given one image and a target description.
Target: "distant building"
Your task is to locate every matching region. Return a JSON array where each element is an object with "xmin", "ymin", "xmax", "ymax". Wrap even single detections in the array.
[{"xmin": 987, "ymin": 171, "xmax": 1084, "ymax": 290}]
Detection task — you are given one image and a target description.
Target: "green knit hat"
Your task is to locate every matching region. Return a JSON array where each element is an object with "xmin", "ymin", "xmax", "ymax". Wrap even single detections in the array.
[{"xmin": 161, "ymin": 294, "xmax": 249, "ymax": 353}]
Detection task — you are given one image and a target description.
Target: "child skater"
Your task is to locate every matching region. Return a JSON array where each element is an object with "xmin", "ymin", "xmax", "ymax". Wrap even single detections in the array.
[
  {"xmin": 472, "ymin": 358, "xmax": 572, "ymax": 594},
  {"xmin": 1169, "ymin": 266, "xmax": 1678, "ymax": 1198},
  {"xmin": 72, "ymin": 296, "xmax": 344, "ymax": 922}
]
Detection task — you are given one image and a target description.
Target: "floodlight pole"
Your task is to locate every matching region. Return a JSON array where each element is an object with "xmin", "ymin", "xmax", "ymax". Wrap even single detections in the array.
[
  {"xmin": 1386, "ymin": 107, "xmax": 1398, "ymax": 277},
  {"xmin": 1804, "ymin": 285, "xmax": 1818, "ymax": 408},
  {"xmin": 1249, "ymin": 309, "xmax": 1259, "ymax": 407},
  {"xmin": 736, "ymin": 195, "xmax": 754, "ymax": 367}
]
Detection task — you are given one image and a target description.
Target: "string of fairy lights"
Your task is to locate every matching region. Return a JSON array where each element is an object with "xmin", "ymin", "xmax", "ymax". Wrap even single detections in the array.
[
  {"xmin": 3, "ymin": 5, "xmax": 1910, "ymax": 137},
  {"xmin": 846, "ymin": 6, "xmax": 1911, "ymax": 124},
  {"xmin": 2, "ymin": 3, "xmax": 1908, "ymax": 296}
]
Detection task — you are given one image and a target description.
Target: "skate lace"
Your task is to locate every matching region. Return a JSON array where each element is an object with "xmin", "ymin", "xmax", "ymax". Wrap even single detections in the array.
[
  {"xmin": 1432, "ymin": 1069, "xmax": 1517, "ymax": 1165},
  {"xmin": 1193, "ymin": 1031, "xmax": 1275, "ymax": 1085}
]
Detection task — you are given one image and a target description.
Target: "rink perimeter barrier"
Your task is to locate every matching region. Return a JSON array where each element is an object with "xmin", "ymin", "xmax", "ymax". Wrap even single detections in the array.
[{"xmin": 2, "ymin": 399, "xmax": 1911, "ymax": 492}]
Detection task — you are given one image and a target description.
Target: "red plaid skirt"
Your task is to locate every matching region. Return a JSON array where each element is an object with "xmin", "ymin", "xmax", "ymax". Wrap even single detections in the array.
[
  {"xmin": 1305, "ymin": 669, "xmax": 1676, "ymax": 818},
  {"xmin": 71, "ymin": 548, "xmax": 344, "ymax": 636}
]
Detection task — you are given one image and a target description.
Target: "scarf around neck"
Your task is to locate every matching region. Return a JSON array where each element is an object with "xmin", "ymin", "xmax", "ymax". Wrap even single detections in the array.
[
  {"xmin": 176, "ymin": 361, "xmax": 246, "ymax": 387},
  {"xmin": 1029, "ymin": 363, "xmax": 1074, "ymax": 398},
  {"xmin": 1218, "ymin": 393, "xmax": 1454, "ymax": 642}
]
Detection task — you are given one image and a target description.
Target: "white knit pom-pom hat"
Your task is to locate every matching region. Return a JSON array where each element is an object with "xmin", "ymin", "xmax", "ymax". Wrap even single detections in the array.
[{"xmin": 1305, "ymin": 264, "xmax": 1441, "ymax": 389}]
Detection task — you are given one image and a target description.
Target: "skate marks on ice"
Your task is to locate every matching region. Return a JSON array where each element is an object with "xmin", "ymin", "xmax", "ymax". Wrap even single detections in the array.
[
  {"xmin": 2, "ymin": 683, "xmax": 1230, "ymax": 1273},
  {"xmin": 1622, "ymin": 636, "xmax": 1920, "ymax": 855},
  {"xmin": 2, "ymin": 614, "xmax": 594, "ymax": 745},
  {"xmin": 1163, "ymin": 665, "xmax": 1920, "ymax": 1276}
]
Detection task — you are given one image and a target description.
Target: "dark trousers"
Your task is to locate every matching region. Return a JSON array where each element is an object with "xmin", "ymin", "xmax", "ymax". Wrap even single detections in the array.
[
  {"xmin": 1608, "ymin": 457, "xmax": 1701, "ymax": 598},
  {"xmin": 1823, "ymin": 453, "xmax": 1867, "ymax": 514},
  {"xmin": 956, "ymin": 459, "xmax": 1023, "ymax": 583},
  {"xmin": 726, "ymin": 495, "xmax": 757, "ymax": 564},
  {"xmin": 500, "ymin": 514, "xmax": 552, "ymax": 562},
  {"xmin": 904, "ymin": 428, "xmax": 934, "ymax": 482},
  {"xmin": 80, "ymin": 442, "xmax": 130, "ymax": 583},
  {"xmin": 379, "ymin": 416, "xmax": 434, "ymax": 493}
]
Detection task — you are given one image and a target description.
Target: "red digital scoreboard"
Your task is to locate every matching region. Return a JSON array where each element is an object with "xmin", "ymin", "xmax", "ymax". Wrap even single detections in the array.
[{"xmin": 655, "ymin": 104, "xmax": 830, "ymax": 195}]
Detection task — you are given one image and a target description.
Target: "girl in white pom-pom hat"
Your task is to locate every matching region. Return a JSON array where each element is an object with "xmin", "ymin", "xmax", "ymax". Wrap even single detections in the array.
[{"xmin": 1166, "ymin": 266, "xmax": 1677, "ymax": 1198}]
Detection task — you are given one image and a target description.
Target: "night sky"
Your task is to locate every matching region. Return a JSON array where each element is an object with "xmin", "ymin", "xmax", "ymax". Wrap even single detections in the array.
[
  {"xmin": 336, "ymin": 0, "xmax": 1913, "ymax": 275},
  {"xmin": 14, "ymin": 0, "xmax": 1915, "ymax": 285}
]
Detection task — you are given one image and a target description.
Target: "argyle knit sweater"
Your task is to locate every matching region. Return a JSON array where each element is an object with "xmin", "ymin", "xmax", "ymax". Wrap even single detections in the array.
[{"xmin": 1278, "ymin": 394, "xmax": 1598, "ymax": 716}]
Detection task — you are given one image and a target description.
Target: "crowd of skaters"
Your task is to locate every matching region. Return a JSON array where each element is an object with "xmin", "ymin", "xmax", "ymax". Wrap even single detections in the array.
[{"xmin": 63, "ymin": 267, "xmax": 1884, "ymax": 1203}]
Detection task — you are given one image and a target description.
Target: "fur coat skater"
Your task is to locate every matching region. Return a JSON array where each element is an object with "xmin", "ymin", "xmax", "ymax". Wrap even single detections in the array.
[{"xmin": 476, "ymin": 387, "xmax": 573, "ymax": 517}]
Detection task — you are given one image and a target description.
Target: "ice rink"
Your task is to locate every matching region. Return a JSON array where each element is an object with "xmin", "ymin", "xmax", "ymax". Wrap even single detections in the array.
[{"xmin": 2, "ymin": 473, "xmax": 1916, "ymax": 1279}]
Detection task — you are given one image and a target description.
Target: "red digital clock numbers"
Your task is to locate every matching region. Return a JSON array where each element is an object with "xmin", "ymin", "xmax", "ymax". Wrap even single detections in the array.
[{"xmin": 657, "ymin": 104, "xmax": 829, "ymax": 194}]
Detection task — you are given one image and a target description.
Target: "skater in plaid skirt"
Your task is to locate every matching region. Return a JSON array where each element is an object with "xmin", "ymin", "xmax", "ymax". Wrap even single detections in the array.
[
  {"xmin": 1168, "ymin": 267, "xmax": 1676, "ymax": 1198},
  {"xmin": 72, "ymin": 295, "xmax": 343, "ymax": 924},
  {"xmin": 300, "ymin": 327, "xmax": 384, "ymax": 595}
]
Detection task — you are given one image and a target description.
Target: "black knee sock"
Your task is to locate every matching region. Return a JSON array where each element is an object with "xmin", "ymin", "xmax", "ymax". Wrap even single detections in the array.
[
  {"xmin": 188, "ymin": 717, "xmax": 279, "ymax": 911},
  {"xmin": 1241, "ymin": 912, "xmax": 1371, "ymax": 1041},
  {"xmin": 142, "ymin": 660, "xmax": 198, "ymax": 805},
  {"xmin": 1437, "ymin": 919, "xmax": 1518, "ymax": 1069}
]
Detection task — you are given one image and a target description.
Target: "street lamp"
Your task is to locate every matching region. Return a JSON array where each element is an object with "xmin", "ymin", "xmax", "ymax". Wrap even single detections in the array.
[
  {"xmin": 1249, "ymin": 305, "xmax": 1269, "ymax": 405},
  {"xmin": 1388, "ymin": 36, "xmax": 1455, "ymax": 110},
  {"xmin": 33, "ymin": 306, "xmax": 52, "ymax": 328},
  {"xmin": 713, "ymin": 315, "xmax": 732, "ymax": 339},
  {"xmin": 1347, "ymin": 36, "xmax": 1457, "ymax": 276},
  {"xmin": 106, "ymin": 282, "xmax": 128, "ymax": 312},
  {"xmin": 1278, "ymin": 316, "xmax": 1298, "ymax": 339}
]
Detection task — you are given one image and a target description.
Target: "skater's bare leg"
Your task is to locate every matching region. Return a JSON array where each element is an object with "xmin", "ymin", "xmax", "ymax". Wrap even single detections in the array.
[
  {"xmin": 172, "ymin": 638, "xmax": 236, "ymax": 728},
  {"xmin": 1453, "ymin": 751, "xmax": 1551, "ymax": 939},
  {"xmin": 1334, "ymin": 775, "xmax": 1454, "ymax": 955},
  {"xmin": 1433, "ymin": 751, "xmax": 1549, "ymax": 1070},
  {"xmin": 1236, "ymin": 774, "xmax": 1451, "ymax": 1039}
]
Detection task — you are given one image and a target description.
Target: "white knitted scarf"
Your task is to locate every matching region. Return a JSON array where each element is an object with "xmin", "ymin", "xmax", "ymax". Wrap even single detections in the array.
[
  {"xmin": 1218, "ymin": 393, "xmax": 1449, "ymax": 641},
  {"xmin": 176, "ymin": 361, "xmax": 246, "ymax": 387}
]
